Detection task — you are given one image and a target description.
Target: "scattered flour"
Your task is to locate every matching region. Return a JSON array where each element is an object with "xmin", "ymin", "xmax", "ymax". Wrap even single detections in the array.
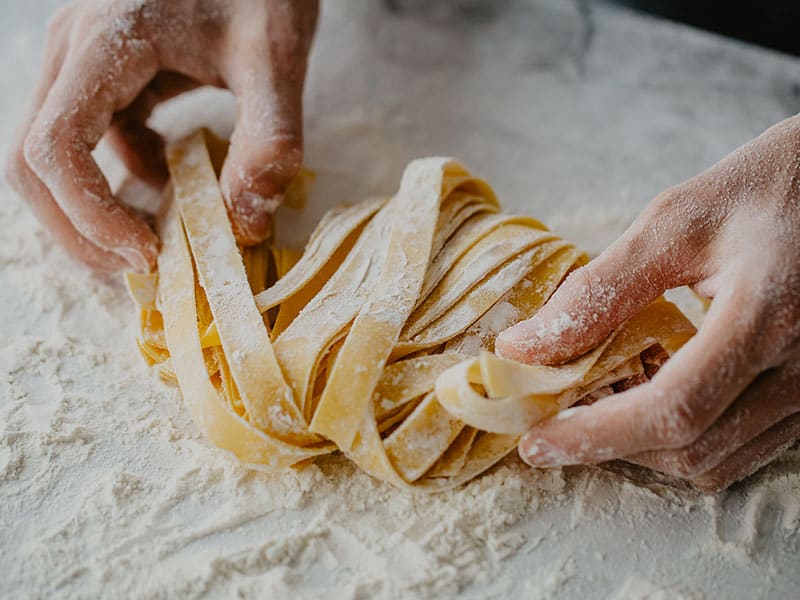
[{"xmin": 2, "ymin": 1, "xmax": 800, "ymax": 599}]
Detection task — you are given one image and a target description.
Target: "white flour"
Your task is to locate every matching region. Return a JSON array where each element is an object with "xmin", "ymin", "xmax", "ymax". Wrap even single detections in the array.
[{"xmin": 2, "ymin": 1, "xmax": 800, "ymax": 598}]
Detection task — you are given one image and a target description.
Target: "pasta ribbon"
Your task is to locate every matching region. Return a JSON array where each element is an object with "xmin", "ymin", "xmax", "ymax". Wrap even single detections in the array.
[{"xmin": 129, "ymin": 131, "xmax": 695, "ymax": 490}]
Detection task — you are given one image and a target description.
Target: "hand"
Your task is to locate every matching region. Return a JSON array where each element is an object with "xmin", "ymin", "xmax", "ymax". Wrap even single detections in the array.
[
  {"xmin": 496, "ymin": 115, "xmax": 800, "ymax": 492},
  {"xmin": 5, "ymin": 0, "xmax": 318, "ymax": 272}
]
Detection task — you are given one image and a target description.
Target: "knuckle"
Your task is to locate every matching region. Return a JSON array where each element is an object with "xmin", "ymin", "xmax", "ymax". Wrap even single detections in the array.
[
  {"xmin": 644, "ymin": 392, "xmax": 704, "ymax": 448},
  {"xmin": 645, "ymin": 184, "xmax": 711, "ymax": 276},
  {"xmin": 652, "ymin": 182, "xmax": 715, "ymax": 241},
  {"xmin": 108, "ymin": 0, "xmax": 157, "ymax": 36},
  {"xmin": 23, "ymin": 121, "xmax": 59, "ymax": 173},
  {"xmin": 763, "ymin": 281, "xmax": 800, "ymax": 342},
  {"xmin": 619, "ymin": 230, "xmax": 673, "ymax": 292},
  {"xmin": 668, "ymin": 403, "xmax": 704, "ymax": 446},
  {"xmin": 650, "ymin": 184, "xmax": 689, "ymax": 214}
]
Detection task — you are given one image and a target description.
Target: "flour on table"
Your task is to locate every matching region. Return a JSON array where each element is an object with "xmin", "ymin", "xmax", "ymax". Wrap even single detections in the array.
[{"xmin": 3, "ymin": 0, "xmax": 800, "ymax": 598}]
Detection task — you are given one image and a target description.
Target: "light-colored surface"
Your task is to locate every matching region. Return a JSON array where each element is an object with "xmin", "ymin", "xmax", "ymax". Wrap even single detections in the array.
[{"xmin": 2, "ymin": 1, "xmax": 799, "ymax": 598}]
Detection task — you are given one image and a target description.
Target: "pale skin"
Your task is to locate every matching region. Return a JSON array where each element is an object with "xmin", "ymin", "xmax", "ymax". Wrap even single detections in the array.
[
  {"xmin": 496, "ymin": 116, "xmax": 800, "ymax": 492},
  {"xmin": 6, "ymin": 0, "xmax": 318, "ymax": 271},
  {"xmin": 8, "ymin": 1, "xmax": 800, "ymax": 492}
]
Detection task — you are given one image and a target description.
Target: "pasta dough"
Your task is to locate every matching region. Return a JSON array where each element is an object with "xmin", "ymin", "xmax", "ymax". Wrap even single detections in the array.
[{"xmin": 129, "ymin": 130, "xmax": 696, "ymax": 491}]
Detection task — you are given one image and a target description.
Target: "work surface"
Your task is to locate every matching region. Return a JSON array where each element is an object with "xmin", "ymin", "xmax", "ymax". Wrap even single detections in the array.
[{"xmin": 2, "ymin": 1, "xmax": 799, "ymax": 598}]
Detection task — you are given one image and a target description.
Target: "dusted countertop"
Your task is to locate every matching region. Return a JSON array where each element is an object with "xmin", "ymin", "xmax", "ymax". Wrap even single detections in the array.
[{"xmin": 1, "ymin": 1, "xmax": 799, "ymax": 598}]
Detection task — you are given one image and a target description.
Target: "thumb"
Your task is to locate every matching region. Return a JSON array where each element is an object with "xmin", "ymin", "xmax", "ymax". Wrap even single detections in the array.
[{"xmin": 496, "ymin": 220, "xmax": 686, "ymax": 364}]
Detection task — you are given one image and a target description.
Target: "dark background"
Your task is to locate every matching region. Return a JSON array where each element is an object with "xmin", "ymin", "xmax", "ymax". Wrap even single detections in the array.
[{"xmin": 610, "ymin": 0, "xmax": 800, "ymax": 56}]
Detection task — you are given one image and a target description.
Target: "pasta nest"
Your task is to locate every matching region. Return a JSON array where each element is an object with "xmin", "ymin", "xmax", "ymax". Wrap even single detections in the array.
[{"xmin": 128, "ymin": 131, "xmax": 696, "ymax": 491}]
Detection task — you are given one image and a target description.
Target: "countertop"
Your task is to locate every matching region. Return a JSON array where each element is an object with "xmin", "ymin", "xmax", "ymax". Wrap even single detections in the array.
[{"xmin": 1, "ymin": 1, "xmax": 799, "ymax": 598}]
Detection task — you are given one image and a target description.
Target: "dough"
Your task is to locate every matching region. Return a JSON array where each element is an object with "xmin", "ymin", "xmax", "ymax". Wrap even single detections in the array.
[{"xmin": 128, "ymin": 131, "xmax": 696, "ymax": 491}]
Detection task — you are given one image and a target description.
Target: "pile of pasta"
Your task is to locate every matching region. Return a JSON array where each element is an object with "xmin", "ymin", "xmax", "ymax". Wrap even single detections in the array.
[{"xmin": 127, "ymin": 131, "xmax": 696, "ymax": 491}]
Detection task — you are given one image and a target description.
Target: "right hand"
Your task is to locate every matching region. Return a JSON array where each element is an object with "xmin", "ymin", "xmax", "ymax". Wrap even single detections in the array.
[
  {"xmin": 496, "ymin": 115, "xmax": 800, "ymax": 492},
  {"xmin": 5, "ymin": 0, "xmax": 319, "ymax": 272}
]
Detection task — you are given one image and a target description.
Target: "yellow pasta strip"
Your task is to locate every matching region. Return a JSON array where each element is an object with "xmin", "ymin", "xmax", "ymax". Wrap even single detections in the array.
[
  {"xmin": 419, "ymin": 213, "xmax": 552, "ymax": 307},
  {"xmin": 373, "ymin": 354, "xmax": 466, "ymax": 420},
  {"xmin": 310, "ymin": 159, "xmax": 465, "ymax": 451},
  {"xmin": 403, "ymin": 224, "xmax": 556, "ymax": 338},
  {"xmin": 156, "ymin": 198, "xmax": 330, "ymax": 468},
  {"xmin": 254, "ymin": 197, "xmax": 385, "ymax": 313},
  {"xmin": 125, "ymin": 272, "xmax": 158, "ymax": 310},
  {"xmin": 425, "ymin": 426, "xmax": 479, "ymax": 478},
  {"xmin": 167, "ymin": 131, "xmax": 316, "ymax": 446},
  {"xmin": 384, "ymin": 392, "xmax": 465, "ymax": 482}
]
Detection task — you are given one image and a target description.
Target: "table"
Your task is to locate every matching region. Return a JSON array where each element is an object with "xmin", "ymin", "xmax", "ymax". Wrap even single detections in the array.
[{"xmin": 1, "ymin": 1, "xmax": 798, "ymax": 598}]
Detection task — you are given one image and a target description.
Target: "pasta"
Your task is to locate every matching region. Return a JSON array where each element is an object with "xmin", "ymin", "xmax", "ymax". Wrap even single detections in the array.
[{"xmin": 128, "ymin": 130, "xmax": 696, "ymax": 491}]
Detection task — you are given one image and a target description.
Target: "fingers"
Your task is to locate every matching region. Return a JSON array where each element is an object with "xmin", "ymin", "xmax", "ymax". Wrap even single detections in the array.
[
  {"xmin": 105, "ymin": 71, "xmax": 199, "ymax": 188},
  {"xmin": 5, "ymin": 5, "xmax": 127, "ymax": 271},
  {"xmin": 518, "ymin": 281, "xmax": 770, "ymax": 466},
  {"xmin": 496, "ymin": 190, "xmax": 708, "ymax": 365},
  {"xmin": 629, "ymin": 362, "xmax": 800, "ymax": 480},
  {"xmin": 496, "ymin": 231, "xmax": 676, "ymax": 364},
  {"xmin": 23, "ymin": 20, "xmax": 160, "ymax": 271},
  {"xmin": 690, "ymin": 412, "xmax": 800, "ymax": 493},
  {"xmin": 218, "ymin": 0, "xmax": 318, "ymax": 244}
]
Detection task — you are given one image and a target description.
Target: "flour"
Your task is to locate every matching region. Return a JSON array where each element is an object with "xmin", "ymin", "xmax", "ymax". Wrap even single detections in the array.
[{"xmin": 3, "ymin": 1, "xmax": 800, "ymax": 599}]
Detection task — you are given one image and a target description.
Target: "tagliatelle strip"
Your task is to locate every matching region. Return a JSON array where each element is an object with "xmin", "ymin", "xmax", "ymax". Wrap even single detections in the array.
[
  {"xmin": 130, "ymin": 130, "xmax": 697, "ymax": 491},
  {"xmin": 155, "ymin": 198, "xmax": 331, "ymax": 468}
]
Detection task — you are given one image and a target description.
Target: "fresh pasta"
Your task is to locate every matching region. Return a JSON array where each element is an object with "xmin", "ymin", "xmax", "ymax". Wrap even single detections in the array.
[{"xmin": 128, "ymin": 130, "xmax": 696, "ymax": 491}]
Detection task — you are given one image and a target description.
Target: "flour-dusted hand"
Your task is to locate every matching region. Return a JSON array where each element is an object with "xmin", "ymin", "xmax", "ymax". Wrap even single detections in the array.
[
  {"xmin": 5, "ymin": 0, "xmax": 318, "ymax": 272},
  {"xmin": 496, "ymin": 115, "xmax": 800, "ymax": 492}
]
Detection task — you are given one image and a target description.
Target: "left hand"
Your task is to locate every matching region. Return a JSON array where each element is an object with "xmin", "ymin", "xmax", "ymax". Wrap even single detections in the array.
[
  {"xmin": 5, "ymin": 0, "xmax": 318, "ymax": 272},
  {"xmin": 495, "ymin": 115, "xmax": 800, "ymax": 492}
]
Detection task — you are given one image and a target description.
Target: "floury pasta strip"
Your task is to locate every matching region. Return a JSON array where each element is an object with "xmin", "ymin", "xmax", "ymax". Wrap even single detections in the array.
[{"xmin": 128, "ymin": 130, "xmax": 696, "ymax": 490}]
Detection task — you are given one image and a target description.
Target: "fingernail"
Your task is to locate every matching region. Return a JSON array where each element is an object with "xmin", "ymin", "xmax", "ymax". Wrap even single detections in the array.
[
  {"xmin": 115, "ymin": 247, "xmax": 151, "ymax": 273},
  {"xmin": 519, "ymin": 437, "xmax": 573, "ymax": 467}
]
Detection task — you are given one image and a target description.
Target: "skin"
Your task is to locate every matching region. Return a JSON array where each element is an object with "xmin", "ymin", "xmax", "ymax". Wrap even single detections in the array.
[
  {"xmin": 8, "ymin": 1, "xmax": 798, "ymax": 492},
  {"xmin": 496, "ymin": 115, "xmax": 800, "ymax": 492},
  {"xmin": 5, "ymin": 0, "xmax": 319, "ymax": 272}
]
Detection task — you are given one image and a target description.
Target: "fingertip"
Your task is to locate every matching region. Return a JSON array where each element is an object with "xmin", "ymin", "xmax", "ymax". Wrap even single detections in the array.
[
  {"xmin": 518, "ymin": 433, "xmax": 573, "ymax": 468},
  {"xmin": 235, "ymin": 198, "xmax": 276, "ymax": 245},
  {"xmin": 495, "ymin": 312, "xmax": 586, "ymax": 365},
  {"xmin": 114, "ymin": 224, "xmax": 158, "ymax": 273},
  {"xmin": 114, "ymin": 246, "xmax": 153, "ymax": 273},
  {"xmin": 221, "ymin": 137, "xmax": 301, "ymax": 245},
  {"xmin": 222, "ymin": 181, "xmax": 280, "ymax": 245},
  {"xmin": 518, "ymin": 412, "xmax": 571, "ymax": 468},
  {"xmin": 495, "ymin": 319, "xmax": 547, "ymax": 363}
]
